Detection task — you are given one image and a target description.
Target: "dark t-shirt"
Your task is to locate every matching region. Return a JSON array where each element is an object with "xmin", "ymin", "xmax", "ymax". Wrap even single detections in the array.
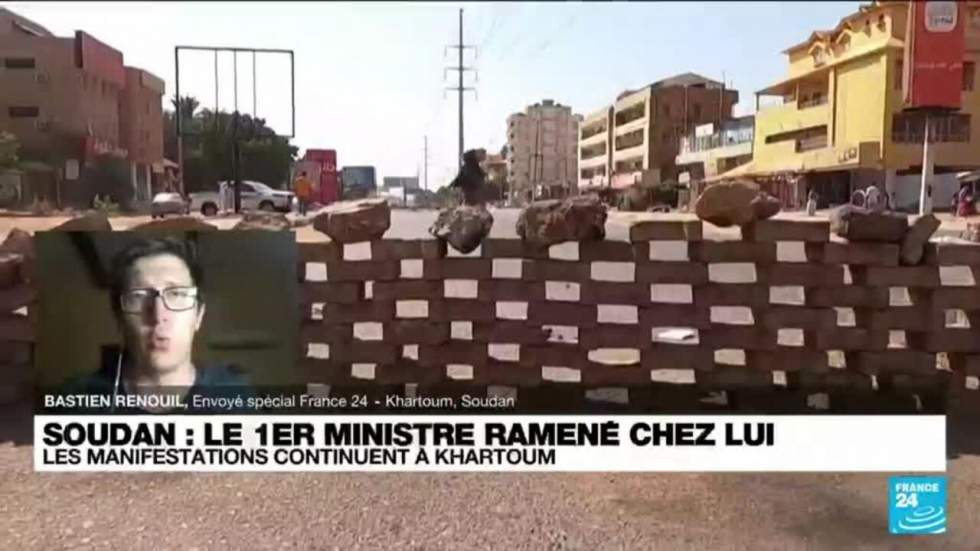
[{"xmin": 53, "ymin": 359, "xmax": 256, "ymax": 414}]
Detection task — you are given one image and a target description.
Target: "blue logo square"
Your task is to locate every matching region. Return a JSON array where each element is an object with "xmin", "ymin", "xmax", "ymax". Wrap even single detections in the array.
[{"xmin": 889, "ymin": 476, "xmax": 947, "ymax": 535}]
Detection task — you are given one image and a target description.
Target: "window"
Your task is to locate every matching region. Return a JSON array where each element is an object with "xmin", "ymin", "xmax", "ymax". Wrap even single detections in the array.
[
  {"xmin": 663, "ymin": 104, "xmax": 671, "ymax": 117},
  {"xmin": 4, "ymin": 57, "xmax": 35, "ymax": 69},
  {"xmin": 963, "ymin": 61, "xmax": 975, "ymax": 92},
  {"xmin": 892, "ymin": 113, "xmax": 971, "ymax": 143},
  {"xmin": 692, "ymin": 103, "xmax": 702, "ymax": 119},
  {"xmin": 895, "ymin": 59, "xmax": 904, "ymax": 90},
  {"xmin": 8, "ymin": 106, "xmax": 39, "ymax": 118}
]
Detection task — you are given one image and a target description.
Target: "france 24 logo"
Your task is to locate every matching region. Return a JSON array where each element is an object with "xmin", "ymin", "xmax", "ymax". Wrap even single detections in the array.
[{"xmin": 889, "ymin": 476, "xmax": 947, "ymax": 535}]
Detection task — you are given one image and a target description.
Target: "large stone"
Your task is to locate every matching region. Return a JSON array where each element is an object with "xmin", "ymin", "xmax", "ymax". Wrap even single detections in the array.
[
  {"xmin": 516, "ymin": 195, "xmax": 607, "ymax": 248},
  {"xmin": 130, "ymin": 216, "xmax": 218, "ymax": 232},
  {"xmin": 830, "ymin": 205, "xmax": 909, "ymax": 242},
  {"xmin": 900, "ymin": 214, "xmax": 940, "ymax": 266},
  {"xmin": 312, "ymin": 199, "xmax": 391, "ymax": 243},
  {"xmin": 963, "ymin": 222, "xmax": 980, "ymax": 243},
  {"xmin": 695, "ymin": 180, "xmax": 761, "ymax": 227},
  {"xmin": 50, "ymin": 212, "xmax": 112, "ymax": 232},
  {"xmin": 0, "ymin": 229, "xmax": 34, "ymax": 283},
  {"xmin": 429, "ymin": 205, "xmax": 494, "ymax": 254},
  {"xmin": 233, "ymin": 212, "xmax": 291, "ymax": 231},
  {"xmin": 751, "ymin": 192, "xmax": 781, "ymax": 221}
]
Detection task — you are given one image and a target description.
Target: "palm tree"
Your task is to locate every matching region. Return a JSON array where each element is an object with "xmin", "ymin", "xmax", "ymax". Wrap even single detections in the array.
[{"xmin": 170, "ymin": 95, "xmax": 200, "ymax": 120}]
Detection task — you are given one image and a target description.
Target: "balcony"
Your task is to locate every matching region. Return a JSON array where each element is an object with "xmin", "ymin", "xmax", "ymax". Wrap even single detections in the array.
[
  {"xmin": 580, "ymin": 130, "xmax": 608, "ymax": 147},
  {"xmin": 580, "ymin": 155, "xmax": 608, "ymax": 169}
]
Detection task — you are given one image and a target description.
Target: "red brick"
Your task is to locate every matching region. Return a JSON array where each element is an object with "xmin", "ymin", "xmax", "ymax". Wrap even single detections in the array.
[
  {"xmin": 785, "ymin": 370, "xmax": 873, "ymax": 391},
  {"xmin": 302, "ymin": 282, "xmax": 362, "ymax": 304},
  {"xmin": 579, "ymin": 240, "xmax": 635, "ymax": 262},
  {"xmin": 325, "ymin": 261, "xmax": 399, "ymax": 282},
  {"xmin": 0, "ymin": 284, "xmax": 34, "ymax": 313},
  {"xmin": 923, "ymin": 288, "xmax": 980, "ymax": 309},
  {"xmin": 581, "ymin": 282, "xmax": 650, "ymax": 305},
  {"xmin": 640, "ymin": 305, "xmax": 711, "ymax": 328},
  {"xmin": 580, "ymin": 325, "xmax": 651, "ymax": 349},
  {"xmin": 745, "ymin": 349, "xmax": 829, "ymax": 372},
  {"xmin": 581, "ymin": 364, "xmax": 650, "ymax": 386},
  {"xmin": 877, "ymin": 372, "xmax": 951, "ymax": 393},
  {"xmin": 423, "ymin": 258, "xmax": 492, "ymax": 280},
  {"xmin": 370, "ymin": 239, "xmax": 447, "ymax": 260},
  {"xmin": 804, "ymin": 329, "xmax": 890, "ymax": 351},
  {"xmin": 298, "ymin": 242, "xmax": 342, "ymax": 263},
  {"xmin": 301, "ymin": 321, "xmax": 351, "ymax": 344},
  {"xmin": 479, "ymin": 281, "xmax": 546, "ymax": 302},
  {"xmin": 636, "ymin": 262, "xmax": 709, "ymax": 284},
  {"xmin": 373, "ymin": 281, "xmax": 443, "ymax": 301},
  {"xmin": 695, "ymin": 367, "xmax": 774, "ymax": 389},
  {"xmin": 701, "ymin": 327, "xmax": 778, "ymax": 350},
  {"xmin": 742, "ymin": 219, "xmax": 830, "ymax": 242},
  {"xmin": 0, "ymin": 315, "xmax": 33, "ymax": 342},
  {"xmin": 845, "ymin": 351, "xmax": 936, "ymax": 375},
  {"xmin": 386, "ymin": 321, "xmax": 450, "ymax": 344},
  {"xmin": 947, "ymin": 354, "xmax": 980, "ymax": 376},
  {"xmin": 758, "ymin": 306, "xmax": 836, "ymax": 330},
  {"xmin": 805, "ymin": 287, "xmax": 889, "ymax": 308},
  {"xmin": 629, "ymin": 218, "xmax": 702, "ymax": 242},
  {"xmin": 908, "ymin": 330, "xmax": 980, "ymax": 352},
  {"xmin": 297, "ymin": 358, "xmax": 351, "ymax": 384},
  {"xmin": 807, "ymin": 242, "xmax": 900, "ymax": 266},
  {"xmin": 853, "ymin": 307, "xmax": 944, "ymax": 332},
  {"xmin": 473, "ymin": 322, "xmax": 550, "ymax": 344},
  {"xmin": 850, "ymin": 266, "xmax": 940, "ymax": 287},
  {"xmin": 694, "ymin": 284, "xmax": 769, "ymax": 307},
  {"xmin": 641, "ymin": 345, "xmax": 713, "ymax": 370},
  {"xmin": 519, "ymin": 344, "xmax": 585, "ymax": 368},
  {"xmin": 322, "ymin": 301, "xmax": 394, "ymax": 323},
  {"xmin": 758, "ymin": 265, "xmax": 844, "ymax": 286},
  {"xmin": 480, "ymin": 239, "xmax": 548, "ymax": 259},
  {"xmin": 692, "ymin": 241, "xmax": 776, "ymax": 263},
  {"xmin": 331, "ymin": 342, "xmax": 398, "ymax": 364},
  {"xmin": 419, "ymin": 343, "xmax": 488, "ymax": 367},
  {"xmin": 924, "ymin": 243, "xmax": 980, "ymax": 265},
  {"xmin": 471, "ymin": 363, "xmax": 544, "ymax": 386},
  {"xmin": 522, "ymin": 260, "xmax": 590, "ymax": 282},
  {"xmin": 374, "ymin": 363, "xmax": 446, "ymax": 385},
  {"xmin": 528, "ymin": 302, "xmax": 596, "ymax": 326},
  {"xmin": 428, "ymin": 300, "xmax": 495, "ymax": 322}
]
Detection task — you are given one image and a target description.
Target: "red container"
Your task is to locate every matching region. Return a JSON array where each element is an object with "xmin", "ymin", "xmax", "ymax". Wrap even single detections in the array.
[{"xmin": 302, "ymin": 149, "xmax": 340, "ymax": 205}]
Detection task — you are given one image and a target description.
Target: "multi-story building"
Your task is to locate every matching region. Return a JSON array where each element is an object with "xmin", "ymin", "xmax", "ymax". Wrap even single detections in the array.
[
  {"xmin": 483, "ymin": 152, "xmax": 507, "ymax": 200},
  {"xmin": 578, "ymin": 106, "xmax": 613, "ymax": 189},
  {"xmin": 676, "ymin": 116, "xmax": 755, "ymax": 182},
  {"xmin": 506, "ymin": 99, "xmax": 581, "ymax": 202},
  {"xmin": 579, "ymin": 73, "xmax": 739, "ymax": 192},
  {"xmin": 0, "ymin": 8, "xmax": 165, "ymax": 207},
  {"xmin": 737, "ymin": 1, "xmax": 980, "ymax": 209}
]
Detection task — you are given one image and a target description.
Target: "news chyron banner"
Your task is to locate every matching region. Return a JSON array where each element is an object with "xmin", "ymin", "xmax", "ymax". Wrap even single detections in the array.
[{"xmin": 35, "ymin": 415, "xmax": 945, "ymax": 472}]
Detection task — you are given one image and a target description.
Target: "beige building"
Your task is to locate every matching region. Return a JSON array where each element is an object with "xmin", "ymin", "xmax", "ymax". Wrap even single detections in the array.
[
  {"xmin": 506, "ymin": 99, "xmax": 581, "ymax": 201},
  {"xmin": 0, "ymin": 8, "xmax": 165, "ymax": 207},
  {"xmin": 579, "ymin": 73, "xmax": 739, "ymax": 190}
]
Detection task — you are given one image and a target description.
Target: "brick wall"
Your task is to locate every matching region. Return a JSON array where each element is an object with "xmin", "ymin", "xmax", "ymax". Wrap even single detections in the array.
[{"xmin": 298, "ymin": 219, "xmax": 980, "ymax": 407}]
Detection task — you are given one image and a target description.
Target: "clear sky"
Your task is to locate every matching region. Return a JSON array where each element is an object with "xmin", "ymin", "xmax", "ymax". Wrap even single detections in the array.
[{"xmin": 6, "ymin": 1, "xmax": 859, "ymax": 189}]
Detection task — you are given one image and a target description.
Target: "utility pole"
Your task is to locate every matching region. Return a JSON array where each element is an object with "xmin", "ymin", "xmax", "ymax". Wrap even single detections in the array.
[
  {"xmin": 423, "ymin": 135, "xmax": 429, "ymax": 191},
  {"xmin": 445, "ymin": 8, "xmax": 477, "ymax": 167}
]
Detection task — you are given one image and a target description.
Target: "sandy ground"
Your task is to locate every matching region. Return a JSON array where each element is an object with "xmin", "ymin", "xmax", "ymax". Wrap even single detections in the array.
[{"xmin": 2, "ymin": 209, "xmax": 978, "ymax": 548}]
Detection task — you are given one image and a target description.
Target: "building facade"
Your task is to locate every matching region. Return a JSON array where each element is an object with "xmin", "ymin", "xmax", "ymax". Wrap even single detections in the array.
[
  {"xmin": 739, "ymin": 1, "xmax": 980, "ymax": 209},
  {"xmin": 0, "ymin": 8, "xmax": 165, "ymax": 207},
  {"xmin": 506, "ymin": 99, "xmax": 580, "ymax": 202},
  {"xmin": 675, "ymin": 116, "xmax": 755, "ymax": 182},
  {"xmin": 578, "ymin": 73, "xmax": 739, "ymax": 192}
]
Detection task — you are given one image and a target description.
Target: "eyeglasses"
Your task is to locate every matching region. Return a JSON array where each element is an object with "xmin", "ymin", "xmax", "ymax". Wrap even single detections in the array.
[{"xmin": 120, "ymin": 286, "xmax": 199, "ymax": 313}]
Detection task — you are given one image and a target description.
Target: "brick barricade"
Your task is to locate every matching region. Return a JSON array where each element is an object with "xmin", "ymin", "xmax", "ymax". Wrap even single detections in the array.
[
  {"xmin": 6, "ymin": 217, "xmax": 978, "ymax": 409},
  {"xmin": 293, "ymin": 226, "xmax": 978, "ymax": 403}
]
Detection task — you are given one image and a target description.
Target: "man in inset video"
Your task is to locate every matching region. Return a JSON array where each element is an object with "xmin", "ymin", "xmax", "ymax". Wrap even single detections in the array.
[{"xmin": 62, "ymin": 236, "xmax": 253, "ymax": 413}]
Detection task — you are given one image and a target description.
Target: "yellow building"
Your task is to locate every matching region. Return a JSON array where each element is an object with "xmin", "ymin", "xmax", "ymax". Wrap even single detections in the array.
[{"xmin": 727, "ymin": 1, "xmax": 980, "ymax": 210}]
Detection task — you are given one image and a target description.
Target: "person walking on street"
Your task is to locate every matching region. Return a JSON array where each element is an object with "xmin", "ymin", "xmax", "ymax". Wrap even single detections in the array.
[
  {"xmin": 806, "ymin": 189, "xmax": 818, "ymax": 216},
  {"xmin": 449, "ymin": 149, "xmax": 488, "ymax": 207},
  {"xmin": 293, "ymin": 171, "xmax": 314, "ymax": 216}
]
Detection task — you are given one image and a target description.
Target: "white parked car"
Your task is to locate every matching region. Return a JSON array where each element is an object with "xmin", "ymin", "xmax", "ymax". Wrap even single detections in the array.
[{"xmin": 188, "ymin": 180, "xmax": 295, "ymax": 216}]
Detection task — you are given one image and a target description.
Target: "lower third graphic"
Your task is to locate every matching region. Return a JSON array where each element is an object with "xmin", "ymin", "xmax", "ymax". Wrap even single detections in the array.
[{"xmin": 889, "ymin": 476, "xmax": 947, "ymax": 535}]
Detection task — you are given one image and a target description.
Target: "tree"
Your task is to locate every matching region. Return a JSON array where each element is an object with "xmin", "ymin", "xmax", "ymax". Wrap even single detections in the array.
[{"xmin": 163, "ymin": 95, "xmax": 297, "ymax": 193}]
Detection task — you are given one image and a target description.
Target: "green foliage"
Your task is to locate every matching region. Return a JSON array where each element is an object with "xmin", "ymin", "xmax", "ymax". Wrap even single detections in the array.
[
  {"xmin": 165, "ymin": 95, "xmax": 298, "ymax": 193},
  {"xmin": 92, "ymin": 194, "xmax": 121, "ymax": 215},
  {"xmin": 90, "ymin": 157, "xmax": 133, "ymax": 207}
]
